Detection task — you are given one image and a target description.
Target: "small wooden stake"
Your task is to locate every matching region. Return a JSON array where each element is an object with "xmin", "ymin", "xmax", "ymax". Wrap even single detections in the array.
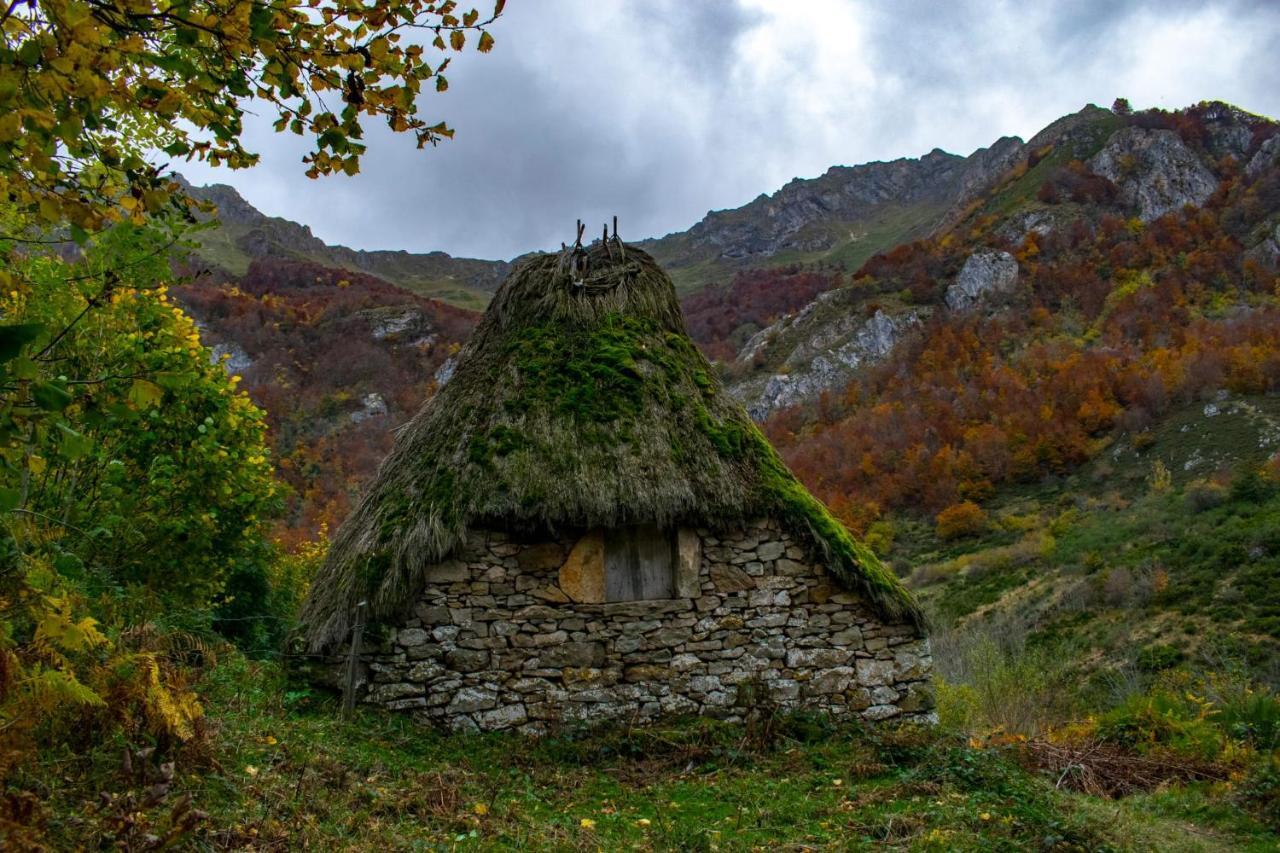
[{"xmin": 341, "ymin": 600, "xmax": 368, "ymax": 719}]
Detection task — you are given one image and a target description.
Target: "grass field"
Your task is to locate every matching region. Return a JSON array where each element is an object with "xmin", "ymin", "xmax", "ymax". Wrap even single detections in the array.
[{"xmin": 19, "ymin": 654, "xmax": 1276, "ymax": 851}]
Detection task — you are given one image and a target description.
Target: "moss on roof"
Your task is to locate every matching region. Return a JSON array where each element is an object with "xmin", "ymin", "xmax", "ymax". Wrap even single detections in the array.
[{"xmin": 299, "ymin": 243, "xmax": 923, "ymax": 651}]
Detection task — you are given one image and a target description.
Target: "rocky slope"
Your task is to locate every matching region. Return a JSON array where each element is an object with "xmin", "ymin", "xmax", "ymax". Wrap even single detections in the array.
[
  {"xmin": 637, "ymin": 137, "xmax": 1025, "ymax": 294},
  {"xmin": 180, "ymin": 179, "xmax": 510, "ymax": 310},
  {"xmin": 724, "ymin": 101, "xmax": 1280, "ymax": 418}
]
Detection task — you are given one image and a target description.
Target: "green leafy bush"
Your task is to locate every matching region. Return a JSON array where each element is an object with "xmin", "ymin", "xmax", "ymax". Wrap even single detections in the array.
[{"xmin": 1096, "ymin": 690, "xmax": 1224, "ymax": 760}]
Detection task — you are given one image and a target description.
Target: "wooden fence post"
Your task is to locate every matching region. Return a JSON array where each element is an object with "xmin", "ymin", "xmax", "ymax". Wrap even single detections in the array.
[{"xmin": 341, "ymin": 600, "xmax": 368, "ymax": 719}]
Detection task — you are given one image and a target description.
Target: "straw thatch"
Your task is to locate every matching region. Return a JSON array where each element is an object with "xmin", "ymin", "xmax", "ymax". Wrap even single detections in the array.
[{"xmin": 299, "ymin": 242, "xmax": 923, "ymax": 652}]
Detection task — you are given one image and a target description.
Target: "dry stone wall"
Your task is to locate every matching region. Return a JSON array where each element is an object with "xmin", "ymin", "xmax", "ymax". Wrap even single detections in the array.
[{"xmin": 355, "ymin": 519, "xmax": 933, "ymax": 734}]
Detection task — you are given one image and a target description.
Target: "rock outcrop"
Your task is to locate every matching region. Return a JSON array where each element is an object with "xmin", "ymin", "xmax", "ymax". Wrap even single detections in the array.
[
  {"xmin": 1247, "ymin": 134, "xmax": 1280, "ymax": 181},
  {"xmin": 734, "ymin": 300, "xmax": 920, "ymax": 419},
  {"xmin": 1089, "ymin": 128, "xmax": 1218, "ymax": 222},
  {"xmin": 209, "ymin": 341, "xmax": 252, "ymax": 375},
  {"xmin": 945, "ymin": 251, "xmax": 1019, "ymax": 312},
  {"xmin": 350, "ymin": 392, "xmax": 388, "ymax": 423},
  {"xmin": 643, "ymin": 137, "xmax": 1025, "ymax": 271}
]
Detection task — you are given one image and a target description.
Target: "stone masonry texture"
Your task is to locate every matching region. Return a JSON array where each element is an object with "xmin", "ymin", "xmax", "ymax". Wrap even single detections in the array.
[{"xmin": 349, "ymin": 519, "xmax": 934, "ymax": 735}]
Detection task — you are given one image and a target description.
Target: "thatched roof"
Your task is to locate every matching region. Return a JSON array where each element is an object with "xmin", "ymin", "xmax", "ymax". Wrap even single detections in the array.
[{"xmin": 299, "ymin": 242, "xmax": 923, "ymax": 651}]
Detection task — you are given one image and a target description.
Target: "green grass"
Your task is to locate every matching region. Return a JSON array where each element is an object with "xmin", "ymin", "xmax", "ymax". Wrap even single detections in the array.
[
  {"xmin": 973, "ymin": 110, "xmax": 1123, "ymax": 224},
  {"xmin": 902, "ymin": 396, "xmax": 1280, "ymax": 699},
  {"xmin": 647, "ymin": 200, "xmax": 950, "ymax": 297},
  {"xmin": 24, "ymin": 656, "xmax": 1278, "ymax": 850}
]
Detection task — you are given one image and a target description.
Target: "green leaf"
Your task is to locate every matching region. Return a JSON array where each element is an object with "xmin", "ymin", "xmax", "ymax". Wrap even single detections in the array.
[
  {"xmin": 128, "ymin": 378, "xmax": 164, "ymax": 408},
  {"xmin": 17, "ymin": 40, "xmax": 42, "ymax": 67},
  {"xmin": 69, "ymin": 223, "xmax": 89, "ymax": 246},
  {"xmin": 57, "ymin": 423, "xmax": 91, "ymax": 459},
  {"xmin": 53, "ymin": 552, "xmax": 85, "ymax": 579},
  {"xmin": 249, "ymin": 4, "xmax": 275, "ymax": 39},
  {"xmin": 10, "ymin": 357, "xmax": 39, "ymax": 380},
  {"xmin": 32, "ymin": 381, "xmax": 73, "ymax": 411},
  {"xmin": 152, "ymin": 371, "xmax": 189, "ymax": 390},
  {"xmin": 0, "ymin": 487, "xmax": 19, "ymax": 512},
  {"xmin": 0, "ymin": 324, "xmax": 44, "ymax": 363}
]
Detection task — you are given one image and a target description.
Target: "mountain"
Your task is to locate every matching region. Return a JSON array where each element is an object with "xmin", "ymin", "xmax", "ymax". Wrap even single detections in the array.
[
  {"xmin": 723, "ymin": 101, "xmax": 1279, "ymax": 418},
  {"xmin": 178, "ymin": 179, "xmax": 510, "ymax": 311},
  {"xmin": 174, "ymin": 258, "xmax": 479, "ymax": 541},
  {"xmin": 178, "ymin": 102, "xmax": 1280, "ymax": 679},
  {"xmin": 637, "ymin": 127, "xmax": 1028, "ymax": 294}
]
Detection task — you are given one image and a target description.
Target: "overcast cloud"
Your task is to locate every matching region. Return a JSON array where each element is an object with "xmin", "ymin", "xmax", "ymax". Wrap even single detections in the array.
[{"xmin": 176, "ymin": 0, "xmax": 1280, "ymax": 260}]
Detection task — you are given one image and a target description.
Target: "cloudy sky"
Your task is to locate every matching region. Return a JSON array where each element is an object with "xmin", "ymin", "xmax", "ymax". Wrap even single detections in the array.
[{"xmin": 178, "ymin": 0, "xmax": 1280, "ymax": 261}]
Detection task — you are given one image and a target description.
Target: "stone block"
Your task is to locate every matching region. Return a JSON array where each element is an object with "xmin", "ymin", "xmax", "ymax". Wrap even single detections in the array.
[
  {"xmin": 710, "ymin": 563, "xmax": 756, "ymax": 593},
  {"xmin": 396, "ymin": 628, "xmax": 430, "ymax": 648},
  {"xmin": 757, "ymin": 541, "xmax": 786, "ymax": 561},
  {"xmin": 368, "ymin": 682, "xmax": 424, "ymax": 703},
  {"xmin": 612, "ymin": 634, "xmax": 642, "ymax": 654},
  {"xmin": 446, "ymin": 686, "xmax": 497, "ymax": 713},
  {"xmin": 898, "ymin": 681, "xmax": 935, "ymax": 712},
  {"xmin": 675, "ymin": 528, "xmax": 702, "ymax": 597},
  {"xmin": 808, "ymin": 584, "xmax": 835, "ymax": 604},
  {"xmin": 511, "ymin": 630, "xmax": 568, "ymax": 648},
  {"xmin": 517, "ymin": 543, "xmax": 567, "ymax": 573},
  {"xmin": 624, "ymin": 664, "xmax": 671, "ymax": 683},
  {"xmin": 530, "ymin": 585, "xmax": 570, "ymax": 603},
  {"xmin": 647, "ymin": 626, "xmax": 692, "ymax": 647},
  {"xmin": 862, "ymin": 704, "xmax": 901, "ymax": 721},
  {"xmin": 406, "ymin": 661, "xmax": 445, "ymax": 682},
  {"xmin": 425, "ymin": 559, "xmax": 469, "ymax": 583},
  {"xmin": 749, "ymin": 589, "xmax": 791, "ymax": 608},
  {"xmin": 445, "ymin": 649, "xmax": 490, "ymax": 672},
  {"xmin": 831, "ymin": 627, "xmax": 864, "ymax": 647},
  {"xmin": 770, "ymin": 679, "xmax": 800, "ymax": 701},
  {"xmin": 540, "ymin": 642, "xmax": 605, "ymax": 668},
  {"xmin": 431, "ymin": 625, "xmax": 460, "ymax": 643},
  {"xmin": 559, "ymin": 530, "xmax": 605, "ymax": 603},
  {"xmin": 414, "ymin": 605, "xmax": 452, "ymax": 625},
  {"xmin": 870, "ymin": 685, "xmax": 900, "ymax": 705},
  {"xmin": 855, "ymin": 659, "xmax": 895, "ymax": 686},
  {"xmin": 476, "ymin": 703, "xmax": 528, "ymax": 731},
  {"xmin": 513, "ymin": 605, "xmax": 560, "ymax": 621},
  {"xmin": 562, "ymin": 667, "xmax": 618, "ymax": 686},
  {"xmin": 688, "ymin": 675, "xmax": 723, "ymax": 694},
  {"xmin": 669, "ymin": 653, "xmax": 702, "ymax": 672},
  {"xmin": 805, "ymin": 666, "xmax": 854, "ymax": 694},
  {"xmin": 786, "ymin": 648, "xmax": 851, "ymax": 669},
  {"xmin": 893, "ymin": 650, "xmax": 928, "ymax": 681}
]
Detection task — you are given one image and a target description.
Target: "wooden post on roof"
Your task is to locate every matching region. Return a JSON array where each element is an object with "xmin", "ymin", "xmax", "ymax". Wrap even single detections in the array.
[{"xmin": 341, "ymin": 599, "xmax": 368, "ymax": 719}]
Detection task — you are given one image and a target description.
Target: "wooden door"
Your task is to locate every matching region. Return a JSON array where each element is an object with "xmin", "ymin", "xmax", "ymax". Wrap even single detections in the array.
[{"xmin": 604, "ymin": 525, "xmax": 675, "ymax": 601}]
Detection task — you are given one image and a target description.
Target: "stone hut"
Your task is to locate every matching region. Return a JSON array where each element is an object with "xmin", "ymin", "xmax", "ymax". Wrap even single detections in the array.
[{"xmin": 298, "ymin": 238, "xmax": 932, "ymax": 733}]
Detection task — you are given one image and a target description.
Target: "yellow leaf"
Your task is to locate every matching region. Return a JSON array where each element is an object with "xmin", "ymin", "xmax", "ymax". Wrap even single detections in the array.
[
  {"xmin": 579, "ymin": 818, "xmax": 595, "ymax": 829},
  {"xmin": 28, "ymin": 454, "xmax": 47, "ymax": 475},
  {"xmin": 450, "ymin": 30, "xmax": 465, "ymax": 50}
]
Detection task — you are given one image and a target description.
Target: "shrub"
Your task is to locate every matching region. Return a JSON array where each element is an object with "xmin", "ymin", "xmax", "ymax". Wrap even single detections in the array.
[
  {"xmin": 935, "ymin": 501, "xmax": 987, "ymax": 541},
  {"xmin": 215, "ymin": 529, "xmax": 327, "ymax": 656},
  {"xmin": 863, "ymin": 519, "xmax": 896, "ymax": 557},
  {"xmin": 1095, "ymin": 690, "xmax": 1224, "ymax": 760},
  {"xmin": 1184, "ymin": 478, "xmax": 1228, "ymax": 512},
  {"xmin": 1218, "ymin": 686, "xmax": 1280, "ymax": 751},
  {"xmin": 1230, "ymin": 466, "xmax": 1276, "ymax": 504},
  {"xmin": 931, "ymin": 624, "xmax": 1074, "ymax": 735}
]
